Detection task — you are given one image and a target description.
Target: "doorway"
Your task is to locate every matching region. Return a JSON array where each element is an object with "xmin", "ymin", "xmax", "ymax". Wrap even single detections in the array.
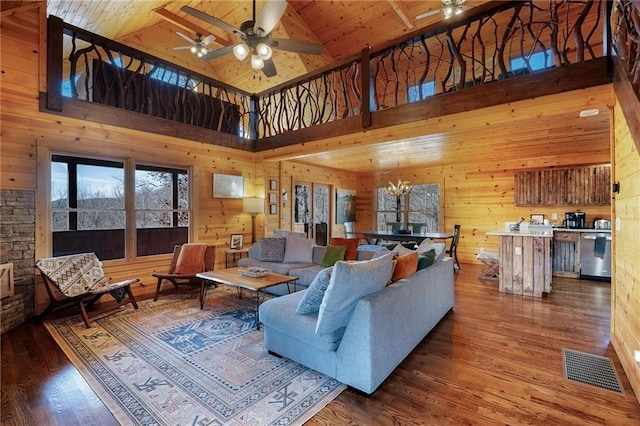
[{"xmin": 293, "ymin": 181, "xmax": 330, "ymax": 245}]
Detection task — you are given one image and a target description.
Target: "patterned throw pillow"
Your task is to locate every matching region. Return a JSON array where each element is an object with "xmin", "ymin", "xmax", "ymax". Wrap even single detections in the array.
[
  {"xmin": 296, "ymin": 267, "xmax": 333, "ymax": 315},
  {"xmin": 248, "ymin": 237, "xmax": 286, "ymax": 262},
  {"xmin": 320, "ymin": 245, "xmax": 347, "ymax": 267}
]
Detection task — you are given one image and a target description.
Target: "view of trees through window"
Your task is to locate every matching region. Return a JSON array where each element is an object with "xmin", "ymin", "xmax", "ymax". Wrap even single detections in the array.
[
  {"xmin": 377, "ymin": 183, "xmax": 440, "ymax": 233},
  {"xmin": 51, "ymin": 155, "xmax": 189, "ymax": 259}
]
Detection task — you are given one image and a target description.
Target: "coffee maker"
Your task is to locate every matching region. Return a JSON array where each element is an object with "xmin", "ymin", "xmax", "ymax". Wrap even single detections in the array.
[{"xmin": 564, "ymin": 212, "xmax": 586, "ymax": 229}]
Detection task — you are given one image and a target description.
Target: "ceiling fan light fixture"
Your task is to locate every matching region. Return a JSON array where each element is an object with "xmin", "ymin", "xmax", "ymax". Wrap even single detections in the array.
[
  {"xmin": 190, "ymin": 45, "xmax": 198, "ymax": 54},
  {"xmin": 256, "ymin": 42, "xmax": 272, "ymax": 60},
  {"xmin": 233, "ymin": 43, "xmax": 250, "ymax": 61},
  {"xmin": 251, "ymin": 54, "xmax": 265, "ymax": 70}
]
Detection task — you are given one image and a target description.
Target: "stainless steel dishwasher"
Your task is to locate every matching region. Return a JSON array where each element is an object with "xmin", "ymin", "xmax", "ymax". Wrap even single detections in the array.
[{"xmin": 580, "ymin": 232, "xmax": 612, "ymax": 280}]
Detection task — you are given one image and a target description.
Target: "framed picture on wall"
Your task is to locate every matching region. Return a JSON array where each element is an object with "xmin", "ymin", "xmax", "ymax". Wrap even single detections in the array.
[
  {"xmin": 269, "ymin": 192, "xmax": 277, "ymax": 203},
  {"xmin": 230, "ymin": 234, "xmax": 244, "ymax": 249},
  {"xmin": 213, "ymin": 174, "xmax": 244, "ymax": 198},
  {"xmin": 269, "ymin": 204, "xmax": 277, "ymax": 215},
  {"xmin": 270, "ymin": 180, "xmax": 278, "ymax": 191},
  {"xmin": 335, "ymin": 189, "xmax": 357, "ymax": 224}
]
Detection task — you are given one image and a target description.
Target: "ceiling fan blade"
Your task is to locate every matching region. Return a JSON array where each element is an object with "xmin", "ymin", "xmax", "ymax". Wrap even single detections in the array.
[
  {"xmin": 262, "ymin": 58, "xmax": 277, "ymax": 77},
  {"xmin": 202, "ymin": 35, "xmax": 216, "ymax": 46},
  {"xmin": 415, "ymin": 9, "xmax": 442, "ymax": 20},
  {"xmin": 269, "ymin": 38, "xmax": 323, "ymax": 55},
  {"xmin": 181, "ymin": 6, "xmax": 241, "ymax": 37},
  {"xmin": 176, "ymin": 31, "xmax": 195, "ymax": 44},
  {"xmin": 173, "ymin": 46, "xmax": 193, "ymax": 51},
  {"xmin": 254, "ymin": 0, "xmax": 288, "ymax": 36},
  {"xmin": 199, "ymin": 44, "xmax": 235, "ymax": 61}
]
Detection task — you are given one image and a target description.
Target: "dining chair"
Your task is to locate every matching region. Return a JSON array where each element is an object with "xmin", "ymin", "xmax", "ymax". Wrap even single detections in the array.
[{"xmin": 446, "ymin": 225, "xmax": 461, "ymax": 270}]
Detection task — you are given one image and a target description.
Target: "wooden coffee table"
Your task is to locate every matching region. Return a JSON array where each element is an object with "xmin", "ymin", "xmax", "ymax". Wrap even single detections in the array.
[{"xmin": 196, "ymin": 268, "xmax": 298, "ymax": 330}]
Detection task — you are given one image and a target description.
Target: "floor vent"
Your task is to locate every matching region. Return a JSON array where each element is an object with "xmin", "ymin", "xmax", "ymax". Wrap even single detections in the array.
[{"xmin": 562, "ymin": 348, "xmax": 624, "ymax": 394}]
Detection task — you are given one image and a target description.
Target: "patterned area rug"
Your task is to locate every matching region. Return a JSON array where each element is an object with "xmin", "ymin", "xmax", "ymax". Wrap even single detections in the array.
[{"xmin": 45, "ymin": 288, "xmax": 345, "ymax": 425}]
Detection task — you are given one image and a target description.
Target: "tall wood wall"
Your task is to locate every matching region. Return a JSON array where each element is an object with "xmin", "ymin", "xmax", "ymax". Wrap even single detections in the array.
[{"xmin": 612, "ymin": 99, "xmax": 640, "ymax": 400}]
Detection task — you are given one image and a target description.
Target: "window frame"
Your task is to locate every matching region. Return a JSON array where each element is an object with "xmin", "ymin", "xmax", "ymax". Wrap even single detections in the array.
[
  {"xmin": 376, "ymin": 183, "xmax": 441, "ymax": 233},
  {"xmin": 46, "ymin": 151, "xmax": 194, "ymax": 260}
]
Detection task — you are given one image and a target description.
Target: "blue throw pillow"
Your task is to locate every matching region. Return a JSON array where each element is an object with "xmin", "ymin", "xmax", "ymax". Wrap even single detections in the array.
[
  {"xmin": 296, "ymin": 267, "xmax": 333, "ymax": 315},
  {"xmin": 315, "ymin": 253, "xmax": 393, "ymax": 335}
]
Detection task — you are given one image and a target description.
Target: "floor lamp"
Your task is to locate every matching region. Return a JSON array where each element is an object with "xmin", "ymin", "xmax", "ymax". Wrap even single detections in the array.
[{"xmin": 243, "ymin": 197, "xmax": 264, "ymax": 244}]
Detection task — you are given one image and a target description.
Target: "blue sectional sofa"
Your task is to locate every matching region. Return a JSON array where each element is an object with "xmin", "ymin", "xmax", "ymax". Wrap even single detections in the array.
[{"xmin": 259, "ymin": 257, "xmax": 455, "ymax": 394}]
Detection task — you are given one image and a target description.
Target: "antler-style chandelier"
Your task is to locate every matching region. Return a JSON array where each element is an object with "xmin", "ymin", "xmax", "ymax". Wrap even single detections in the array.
[
  {"xmin": 443, "ymin": 0, "xmax": 466, "ymax": 19},
  {"xmin": 384, "ymin": 179, "xmax": 413, "ymax": 197}
]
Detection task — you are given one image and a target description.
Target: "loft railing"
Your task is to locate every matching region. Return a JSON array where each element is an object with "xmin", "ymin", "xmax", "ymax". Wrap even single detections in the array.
[
  {"xmin": 46, "ymin": 16, "xmax": 254, "ymax": 139},
  {"xmin": 255, "ymin": 0, "xmax": 608, "ymax": 139},
  {"xmin": 45, "ymin": 0, "xmax": 611, "ymax": 146},
  {"xmin": 612, "ymin": 0, "xmax": 640, "ymax": 92}
]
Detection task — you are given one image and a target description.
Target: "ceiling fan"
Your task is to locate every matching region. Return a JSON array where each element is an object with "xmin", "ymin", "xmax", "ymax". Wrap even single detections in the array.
[
  {"xmin": 173, "ymin": 32, "xmax": 216, "ymax": 58},
  {"xmin": 181, "ymin": 0, "xmax": 323, "ymax": 77},
  {"xmin": 416, "ymin": 0, "xmax": 472, "ymax": 20}
]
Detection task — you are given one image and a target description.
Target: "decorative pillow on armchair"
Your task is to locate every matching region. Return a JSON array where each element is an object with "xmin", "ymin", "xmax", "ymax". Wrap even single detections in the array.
[
  {"xmin": 248, "ymin": 237, "xmax": 286, "ymax": 262},
  {"xmin": 315, "ymin": 253, "xmax": 393, "ymax": 335}
]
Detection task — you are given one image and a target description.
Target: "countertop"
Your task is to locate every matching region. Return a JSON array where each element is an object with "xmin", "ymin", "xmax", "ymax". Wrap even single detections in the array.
[{"xmin": 487, "ymin": 228, "xmax": 612, "ymax": 237}]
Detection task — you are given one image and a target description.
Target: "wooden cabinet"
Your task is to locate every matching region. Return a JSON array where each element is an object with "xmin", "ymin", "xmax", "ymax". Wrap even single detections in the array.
[
  {"xmin": 552, "ymin": 231, "xmax": 580, "ymax": 278},
  {"xmin": 514, "ymin": 165, "xmax": 611, "ymax": 206}
]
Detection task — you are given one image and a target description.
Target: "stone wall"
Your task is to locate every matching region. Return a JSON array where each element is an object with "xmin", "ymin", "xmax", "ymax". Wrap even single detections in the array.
[{"xmin": 1, "ymin": 190, "xmax": 36, "ymax": 333}]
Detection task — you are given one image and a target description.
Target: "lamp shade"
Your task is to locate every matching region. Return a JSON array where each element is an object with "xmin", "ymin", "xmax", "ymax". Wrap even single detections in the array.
[{"xmin": 243, "ymin": 197, "xmax": 264, "ymax": 214}]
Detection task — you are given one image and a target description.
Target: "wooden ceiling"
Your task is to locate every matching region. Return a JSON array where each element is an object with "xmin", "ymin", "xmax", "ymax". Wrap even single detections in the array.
[{"xmin": 3, "ymin": 1, "xmax": 612, "ymax": 173}]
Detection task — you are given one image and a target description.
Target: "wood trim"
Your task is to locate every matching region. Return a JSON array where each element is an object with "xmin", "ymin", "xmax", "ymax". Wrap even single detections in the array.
[
  {"xmin": 38, "ymin": 95, "xmax": 254, "ymax": 152},
  {"xmin": 613, "ymin": 56, "xmax": 640, "ymax": 154},
  {"xmin": 46, "ymin": 15, "xmax": 63, "ymax": 112}
]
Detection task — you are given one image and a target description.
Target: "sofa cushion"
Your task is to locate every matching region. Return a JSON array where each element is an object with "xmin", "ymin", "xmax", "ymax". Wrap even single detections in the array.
[
  {"xmin": 316, "ymin": 253, "xmax": 393, "ymax": 335},
  {"xmin": 417, "ymin": 249, "xmax": 436, "ymax": 270},
  {"xmin": 273, "ymin": 229, "xmax": 307, "ymax": 239},
  {"xmin": 417, "ymin": 238, "xmax": 446, "ymax": 260},
  {"xmin": 391, "ymin": 251, "xmax": 419, "ymax": 282},
  {"xmin": 289, "ymin": 265, "xmax": 324, "ymax": 287},
  {"xmin": 260, "ymin": 291, "xmax": 344, "ymax": 352},
  {"xmin": 320, "ymin": 245, "xmax": 347, "ymax": 267},
  {"xmin": 283, "ymin": 236, "xmax": 315, "ymax": 263},
  {"xmin": 371, "ymin": 246, "xmax": 392, "ymax": 258},
  {"xmin": 296, "ymin": 267, "xmax": 333, "ymax": 314},
  {"xmin": 329, "ymin": 237, "xmax": 359, "ymax": 261},
  {"xmin": 248, "ymin": 237, "xmax": 286, "ymax": 262}
]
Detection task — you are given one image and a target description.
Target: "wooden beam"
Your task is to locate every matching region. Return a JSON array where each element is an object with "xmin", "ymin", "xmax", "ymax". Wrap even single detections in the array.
[
  {"xmin": 153, "ymin": 7, "xmax": 232, "ymax": 47},
  {"xmin": 0, "ymin": 0, "xmax": 41, "ymax": 17},
  {"xmin": 387, "ymin": 0, "xmax": 414, "ymax": 30},
  {"xmin": 613, "ymin": 56, "xmax": 640, "ymax": 154}
]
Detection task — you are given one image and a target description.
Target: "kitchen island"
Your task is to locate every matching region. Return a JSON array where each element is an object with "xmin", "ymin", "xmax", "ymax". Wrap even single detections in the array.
[{"xmin": 486, "ymin": 230, "xmax": 553, "ymax": 297}]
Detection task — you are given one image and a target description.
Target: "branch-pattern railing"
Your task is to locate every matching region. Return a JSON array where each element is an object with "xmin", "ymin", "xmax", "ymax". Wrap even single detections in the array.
[
  {"xmin": 612, "ymin": 0, "xmax": 640, "ymax": 92},
  {"xmin": 256, "ymin": 0, "xmax": 607, "ymax": 138},
  {"xmin": 58, "ymin": 20, "xmax": 253, "ymax": 138},
  {"xmin": 48, "ymin": 1, "xmax": 612, "ymax": 144}
]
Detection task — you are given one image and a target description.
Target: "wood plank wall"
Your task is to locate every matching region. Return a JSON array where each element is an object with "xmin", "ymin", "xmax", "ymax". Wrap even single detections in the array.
[{"xmin": 612, "ymin": 100, "xmax": 640, "ymax": 402}]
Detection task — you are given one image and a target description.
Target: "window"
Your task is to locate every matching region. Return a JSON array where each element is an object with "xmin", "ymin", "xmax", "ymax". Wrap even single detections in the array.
[
  {"xmin": 51, "ymin": 155, "xmax": 190, "ymax": 260},
  {"xmin": 510, "ymin": 49, "xmax": 552, "ymax": 73},
  {"xmin": 377, "ymin": 183, "xmax": 440, "ymax": 233},
  {"xmin": 407, "ymin": 81, "xmax": 436, "ymax": 103}
]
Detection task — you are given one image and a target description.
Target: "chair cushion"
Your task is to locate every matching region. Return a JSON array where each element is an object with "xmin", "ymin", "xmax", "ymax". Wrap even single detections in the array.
[
  {"xmin": 248, "ymin": 237, "xmax": 286, "ymax": 262},
  {"xmin": 283, "ymin": 236, "xmax": 315, "ymax": 263},
  {"xmin": 315, "ymin": 253, "xmax": 393, "ymax": 335},
  {"xmin": 296, "ymin": 267, "xmax": 333, "ymax": 314},
  {"xmin": 329, "ymin": 237, "xmax": 359, "ymax": 260},
  {"xmin": 174, "ymin": 243, "xmax": 207, "ymax": 274}
]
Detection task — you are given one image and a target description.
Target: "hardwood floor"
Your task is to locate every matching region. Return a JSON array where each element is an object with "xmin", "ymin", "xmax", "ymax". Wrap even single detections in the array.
[{"xmin": 2, "ymin": 264, "xmax": 639, "ymax": 425}]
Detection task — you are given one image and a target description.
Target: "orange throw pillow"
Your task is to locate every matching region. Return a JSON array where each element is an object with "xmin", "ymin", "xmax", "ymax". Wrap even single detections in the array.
[
  {"xmin": 391, "ymin": 251, "xmax": 418, "ymax": 282},
  {"xmin": 174, "ymin": 243, "xmax": 208, "ymax": 274},
  {"xmin": 329, "ymin": 237, "xmax": 360, "ymax": 261}
]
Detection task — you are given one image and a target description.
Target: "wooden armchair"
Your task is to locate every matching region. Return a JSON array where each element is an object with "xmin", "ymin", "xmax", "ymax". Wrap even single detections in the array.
[
  {"xmin": 35, "ymin": 252, "xmax": 139, "ymax": 328},
  {"xmin": 152, "ymin": 244, "xmax": 216, "ymax": 308}
]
